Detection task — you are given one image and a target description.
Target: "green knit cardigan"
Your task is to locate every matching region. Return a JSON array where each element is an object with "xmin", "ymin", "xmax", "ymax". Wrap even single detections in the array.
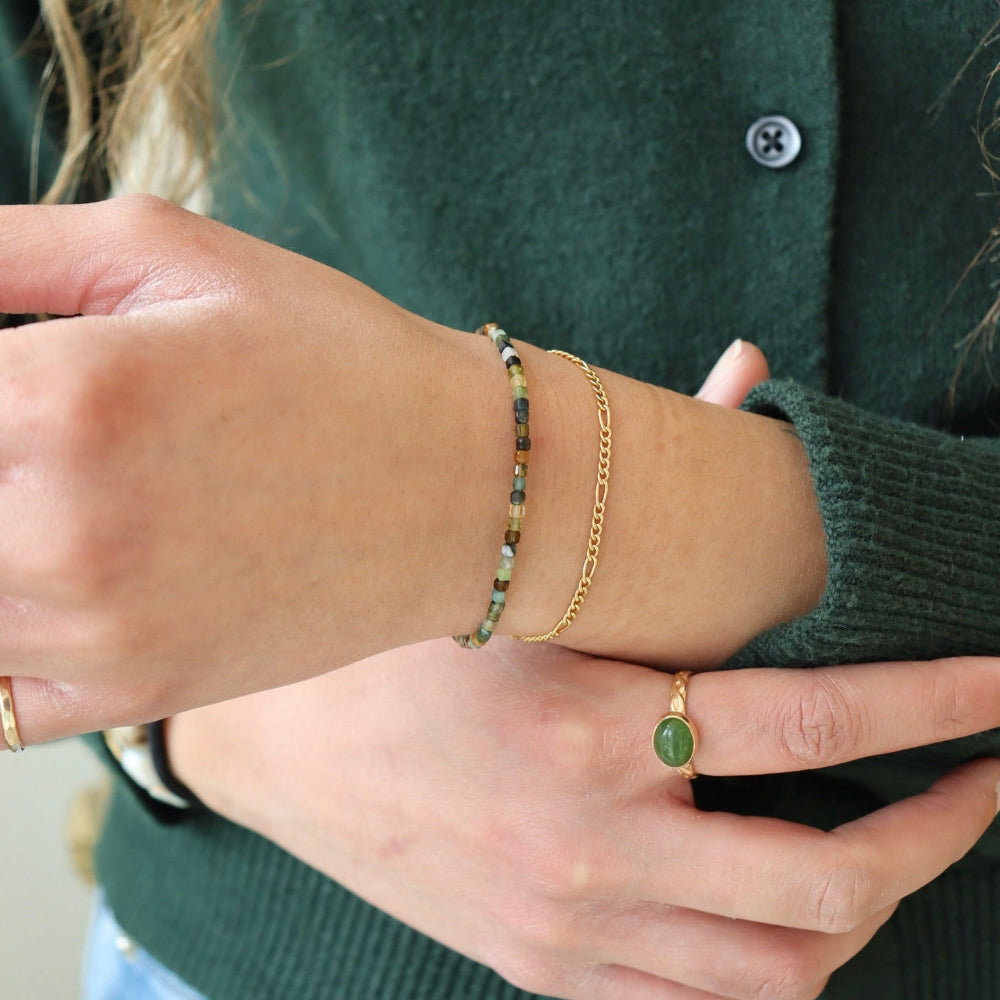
[{"xmin": 5, "ymin": 1, "xmax": 1000, "ymax": 997}]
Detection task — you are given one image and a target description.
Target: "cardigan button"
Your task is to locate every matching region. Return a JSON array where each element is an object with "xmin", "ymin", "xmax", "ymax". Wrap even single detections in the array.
[
  {"xmin": 745, "ymin": 115, "xmax": 801, "ymax": 169},
  {"xmin": 113, "ymin": 933, "xmax": 137, "ymax": 959}
]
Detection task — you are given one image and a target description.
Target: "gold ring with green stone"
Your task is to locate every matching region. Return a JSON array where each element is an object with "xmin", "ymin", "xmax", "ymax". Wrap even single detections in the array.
[{"xmin": 652, "ymin": 670, "xmax": 697, "ymax": 778}]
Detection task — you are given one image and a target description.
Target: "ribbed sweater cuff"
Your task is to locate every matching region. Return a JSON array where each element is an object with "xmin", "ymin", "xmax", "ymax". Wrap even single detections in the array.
[{"xmin": 732, "ymin": 379, "xmax": 1000, "ymax": 668}]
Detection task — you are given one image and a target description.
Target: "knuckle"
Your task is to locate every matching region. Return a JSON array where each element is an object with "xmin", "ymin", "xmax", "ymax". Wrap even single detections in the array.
[
  {"xmin": 519, "ymin": 829, "xmax": 602, "ymax": 902},
  {"xmin": 527, "ymin": 686, "xmax": 635, "ymax": 791},
  {"xmin": 929, "ymin": 666, "xmax": 973, "ymax": 732},
  {"xmin": 483, "ymin": 813, "xmax": 570, "ymax": 900},
  {"xmin": 776, "ymin": 674, "xmax": 864, "ymax": 768},
  {"xmin": 29, "ymin": 352, "xmax": 127, "ymax": 467},
  {"xmin": 39, "ymin": 511, "xmax": 133, "ymax": 611},
  {"xmin": 806, "ymin": 850, "xmax": 877, "ymax": 934},
  {"xmin": 79, "ymin": 196, "xmax": 187, "ymax": 313},
  {"xmin": 521, "ymin": 906, "xmax": 577, "ymax": 958},
  {"xmin": 482, "ymin": 830, "xmax": 598, "ymax": 953},
  {"xmin": 105, "ymin": 192, "xmax": 184, "ymax": 236},
  {"xmin": 15, "ymin": 362, "xmax": 145, "ymax": 600},
  {"xmin": 26, "ymin": 509, "xmax": 137, "ymax": 608},
  {"xmin": 97, "ymin": 195, "xmax": 189, "ymax": 270},
  {"xmin": 490, "ymin": 949, "xmax": 569, "ymax": 998},
  {"xmin": 42, "ymin": 524, "xmax": 119, "ymax": 600},
  {"xmin": 76, "ymin": 608, "xmax": 147, "ymax": 663},
  {"xmin": 14, "ymin": 511, "xmax": 111, "ymax": 606},
  {"xmin": 98, "ymin": 195, "xmax": 236, "ymax": 305},
  {"xmin": 534, "ymin": 697, "xmax": 604, "ymax": 777}
]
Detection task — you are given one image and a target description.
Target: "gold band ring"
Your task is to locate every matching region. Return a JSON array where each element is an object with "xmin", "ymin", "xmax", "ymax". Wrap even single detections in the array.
[
  {"xmin": 652, "ymin": 670, "xmax": 697, "ymax": 778},
  {"xmin": 0, "ymin": 676, "xmax": 24, "ymax": 753}
]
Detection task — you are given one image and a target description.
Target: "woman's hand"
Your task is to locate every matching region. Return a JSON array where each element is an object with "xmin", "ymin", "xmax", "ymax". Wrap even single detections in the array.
[
  {"xmin": 169, "ymin": 639, "xmax": 1000, "ymax": 1000},
  {"xmin": 0, "ymin": 197, "xmax": 824, "ymax": 742},
  {"xmin": 2, "ymin": 195, "xmax": 498, "ymax": 735}
]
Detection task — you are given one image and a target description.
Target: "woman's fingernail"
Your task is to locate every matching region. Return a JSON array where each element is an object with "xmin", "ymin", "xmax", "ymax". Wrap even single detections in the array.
[
  {"xmin": 698, "ymin": 340, "xmax": 745, "ymax": 397},
  {"xmin": 722, "ymin": 338, "xmax": 744, "ymax": 362}
]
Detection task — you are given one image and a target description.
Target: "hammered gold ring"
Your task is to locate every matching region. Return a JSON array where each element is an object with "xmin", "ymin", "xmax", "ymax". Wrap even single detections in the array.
[
  {"xmin": 652, "ymin": 670, "xmax": 697, "ymax": 778},
  {"xmin": 1, "ymin": 676, "xmax": 24, "ymax": 753}
]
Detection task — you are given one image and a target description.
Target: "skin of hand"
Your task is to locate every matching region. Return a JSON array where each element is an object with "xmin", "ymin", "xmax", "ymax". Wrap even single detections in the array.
[
  {"xmin": 169, "ymin": 638, "xmax": 1000, "ymax": 1000},
  {"xmin": 0, "ymin": 197, "xmax": 827, "ymax": 742},
  {"xmin": 169, "ymin": 348, "xmax": 1000, "ymax": 1000}
]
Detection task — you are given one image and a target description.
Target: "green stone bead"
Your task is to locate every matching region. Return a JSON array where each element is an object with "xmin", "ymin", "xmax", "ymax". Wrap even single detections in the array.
[
  {"xmin": 652, "ymin": 715, "xmax": 695, "ymax": 768},
  {"xmin": 513, "ymin": 385, "xmax": 528, "ymax": 398},
  {"xmin": 496, "ymin": 567, "xmax": 512, "ymax": 581},
  {"xmin": 513, "ymin": 476, "xmax": 526, "ymax": 491}
]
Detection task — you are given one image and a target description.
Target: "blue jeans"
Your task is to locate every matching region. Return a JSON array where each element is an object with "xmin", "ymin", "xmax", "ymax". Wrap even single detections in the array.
[{"xmin": 82, "ymin": 894, "xmax": 209, "ymax": 1000}]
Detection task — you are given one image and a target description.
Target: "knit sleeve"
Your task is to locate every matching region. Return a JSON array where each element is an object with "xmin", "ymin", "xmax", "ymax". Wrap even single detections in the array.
[{"xmin": 728, "ymin": 379, "xmax": 1000, "ymax": 669}]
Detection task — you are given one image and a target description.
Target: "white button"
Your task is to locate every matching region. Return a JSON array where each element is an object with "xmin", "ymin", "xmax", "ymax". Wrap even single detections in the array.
[
  {"xmin": 745, "ymin": 115, "xmax": 801, "ymax": 169},
  {"xmin": 114, "ymin": 933, "xmax": 137, "ymax": 959}
]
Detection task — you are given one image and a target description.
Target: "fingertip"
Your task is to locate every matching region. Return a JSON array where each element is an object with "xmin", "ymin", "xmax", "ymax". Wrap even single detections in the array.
[
  {"xmin": 695, "ymin": 339, "xmax": 770, "ymax": 407},
  {"xmin": 928, "ymin": 757, "xmax": 1000, "ymax": 837},
  {"xmin": 727, "ymin": 340, "xmax": 770, "ymax": 393},
  {"xmin": 971, "ymin": 757, "xmax": 1000, "ymax": 816}
]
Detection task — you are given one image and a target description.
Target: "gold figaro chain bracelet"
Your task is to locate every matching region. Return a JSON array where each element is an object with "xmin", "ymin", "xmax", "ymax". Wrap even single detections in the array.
[{"xmin": 517, "ymin": 350, "xmax": 611, "ymax": 642}]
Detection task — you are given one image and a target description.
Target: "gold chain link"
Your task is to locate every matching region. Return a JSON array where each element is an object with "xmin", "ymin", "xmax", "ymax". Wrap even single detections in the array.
[{"xmin": 516, "ymin": 350, "xmax": 611, "ymax": 642}]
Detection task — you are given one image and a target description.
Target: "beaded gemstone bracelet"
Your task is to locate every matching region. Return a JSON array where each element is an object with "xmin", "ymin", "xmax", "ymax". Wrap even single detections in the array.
[{"xmin": 454, "ymin": 323, "xmax": 529, "ymax": 648}]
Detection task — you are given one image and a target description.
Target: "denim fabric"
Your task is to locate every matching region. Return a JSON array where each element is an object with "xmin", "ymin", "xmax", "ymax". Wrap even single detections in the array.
[{"xmin": 82, "ymin": 894, "xmax": 209, "ymax": 1000}]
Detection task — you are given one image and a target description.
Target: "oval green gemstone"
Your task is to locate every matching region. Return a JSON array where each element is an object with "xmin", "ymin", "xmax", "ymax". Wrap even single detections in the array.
[{"xmin": 652, "ymin": 715, "xmax": 694, "ymax": 768}]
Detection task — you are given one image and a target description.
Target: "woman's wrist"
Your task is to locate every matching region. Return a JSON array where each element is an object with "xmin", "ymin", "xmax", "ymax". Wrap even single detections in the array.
[
  {"xmin": 0, "ymin": 202, "xmax": 824, "ymax": 744},
  {"xmin": 445, "ymin": 340, "xmax": 828, "ymax": 668}
]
